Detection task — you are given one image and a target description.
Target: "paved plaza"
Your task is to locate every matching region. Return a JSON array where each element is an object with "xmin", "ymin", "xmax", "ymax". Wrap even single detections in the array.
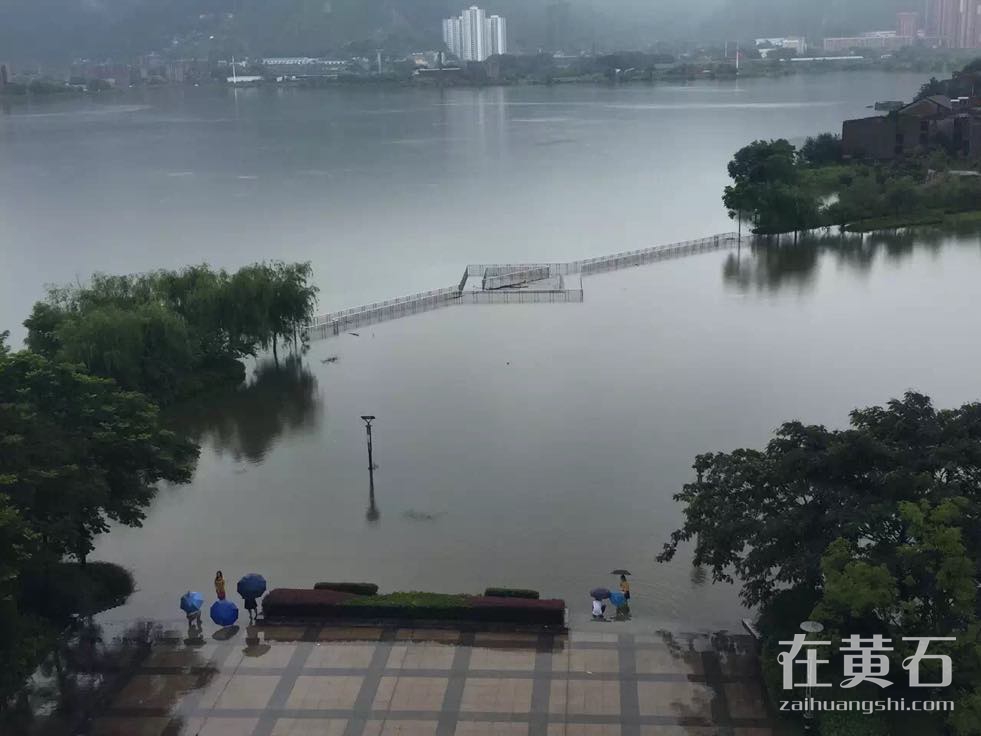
[{"xmin": 83, "ymin": 625, "xmax": 777, "ymax": 736}]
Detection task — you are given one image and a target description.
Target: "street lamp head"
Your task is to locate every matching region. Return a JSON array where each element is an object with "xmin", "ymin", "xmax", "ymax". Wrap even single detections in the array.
[{"xmin": 361, "ymin": 415, "xmax": 375, "ymax": 422}]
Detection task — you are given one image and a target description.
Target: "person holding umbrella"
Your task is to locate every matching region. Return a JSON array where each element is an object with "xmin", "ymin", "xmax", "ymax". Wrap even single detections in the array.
[
  {"xmin": 611, "ymin": 569, "xmax": 631, "ymax": 608},
  {"xmin": 237, "ymin": 573, "xmax": 267, "ymax": 624},
  {"xmin": 180, "ymin": 591, "xmax": 204, "ymax": 632},
  {"xmin": 590, "ymin": 587, "xmax": 611, "ymax": 621}
]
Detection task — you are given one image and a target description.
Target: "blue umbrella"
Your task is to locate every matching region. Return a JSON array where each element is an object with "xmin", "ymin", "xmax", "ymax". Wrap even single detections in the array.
[
  {"xmin": 609, "ymin": 591, "xmax": 626, "ymax": 607},
  {"xmin": 237, "ymin": 573, "xmax": 267, "ymax": 600},
  {"xmin": 180, "ymin": 591, "xmax": 204, "ymax": 614},
  {"xmin": 211, "ymin": 599, "xmax": 239, "ymax": 627},
  {"xmin": 590, "ymin": 588, "xmax": 612, "ymax": 600}
]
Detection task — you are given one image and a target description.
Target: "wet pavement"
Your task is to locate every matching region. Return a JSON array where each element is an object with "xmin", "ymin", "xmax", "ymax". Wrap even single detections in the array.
[{"xmin": 7, "ymin": 622, "xmax": 777, "ymax": 736}]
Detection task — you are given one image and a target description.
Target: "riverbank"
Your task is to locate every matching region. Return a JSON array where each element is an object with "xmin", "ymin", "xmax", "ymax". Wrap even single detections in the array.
[{"xmin": 842, "ymin": 208, "xmax": 981, "ymax": 232}]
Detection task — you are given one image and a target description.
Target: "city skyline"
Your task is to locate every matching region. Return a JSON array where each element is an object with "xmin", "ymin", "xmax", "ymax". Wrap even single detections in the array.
[{"xmin": 443, "ymin": 5, "xmax": 508, "ymax": 62}]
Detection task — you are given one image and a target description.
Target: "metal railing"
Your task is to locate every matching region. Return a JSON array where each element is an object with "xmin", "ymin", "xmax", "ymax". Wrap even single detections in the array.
[
  {"xmin": 304, "ymin": 232, "xmax": 741, "ymax": 340},
  {"xmin": 578, "ymin": 233, "xmax": 738, "ymax": 275},
  {"xmin": 483, "ymin": 266, "xmax": 552, "ymax": 291}
]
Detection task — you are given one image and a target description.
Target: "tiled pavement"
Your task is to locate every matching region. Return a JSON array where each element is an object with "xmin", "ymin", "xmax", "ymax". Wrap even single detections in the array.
[{"xmin": 88, "ymin": 626, "xmax": 776, "ymax": 736}]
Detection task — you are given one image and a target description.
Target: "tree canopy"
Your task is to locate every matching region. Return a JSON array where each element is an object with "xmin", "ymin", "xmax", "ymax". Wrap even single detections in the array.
[
  {"xmin": 24, "ymin": 261, "xmax": 319, "ymax": 404},
  {"xmin": 660, "ymin": 392, "xmax": 981, "ymax": 732},
  {"xmin": 722, "ymin": 139, "xmax": 820, "ymax": 236},
  {"xmin": 0, "ymin": 350, "xmax": 199, "ymax": 563}
]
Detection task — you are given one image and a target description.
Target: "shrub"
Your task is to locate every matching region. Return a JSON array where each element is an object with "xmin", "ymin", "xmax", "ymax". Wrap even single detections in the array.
[
  {"xmin": 18, "ymin": 562, "xmax": 134, "ymax": 621},
  {"xmin": 313, "ymin": 582, "xmax": 379, "ymax": 596},
  {"xmin": 344, "ymin": 592, "xmax": 466, "ymax": 607},
  {"xmin": 484, "ymin": 588, "xmax": 540, "ymax": 599},
  {"xmin": 262, "ymin": 588, "xmax": 356, "ymax": 618}
]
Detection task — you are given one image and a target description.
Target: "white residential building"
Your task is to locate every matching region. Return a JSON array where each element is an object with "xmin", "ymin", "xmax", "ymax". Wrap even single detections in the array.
[
  {"xmin": 442, "ymin": 17, "xmax": 463, "ymax": 59},
  {"xmin": 443, "ymin": 6, "xmax": 507, "ymax": 61},
  {"xmin": 461, "ymin": 6, "xmax": 486, "ymax": 61},
  {"xmin": 489, "ymin": 15, "xmax": 508, "ymax": 55}
]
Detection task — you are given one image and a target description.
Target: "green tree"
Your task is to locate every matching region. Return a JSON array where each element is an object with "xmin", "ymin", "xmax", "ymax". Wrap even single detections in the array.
[
  {"xmin": 659, "ymin": 392, "xmax": 981, "ymax": 605},
  {"xmin": 54, "ymin": 303, "xmax": 195, "ymax": 403},
  {"xmin": 23, "ymin": 302, "xmax": 66, "ymax": 358},
  {"xmin": 23, "ymin": 261, "xmax": 319, "ymax": 402},
  {"xmin": 0, "ymin": 350, "xmax": 198, "ymax": 563},
  {"xmin": 759, "ymin": 184, "xmax": 821, "ymax": 237},
  {"xmin": 915, "ymin": 76, "xmax": 948, "ymax": 102},
  {"xmin": 883, "ymin": 176, "xmax": 920, "ymax": 216},
  {"xmin": 799, "ymin": 133, "xmax": 843, "ymax": 166},
  {"xmin": 836, "ymin": 173, "xmax": 885, "ymax": 223},
  {"xmin": 723, "ymin": 139, "xmax": 805, "ymax": 234},
  {"xmin": 727, "ymin": 139, "xmax": 798, "ymax": 188},
  {"xmin": 659, "ymin": 393, "xmax": 981, "ymax": 733}
]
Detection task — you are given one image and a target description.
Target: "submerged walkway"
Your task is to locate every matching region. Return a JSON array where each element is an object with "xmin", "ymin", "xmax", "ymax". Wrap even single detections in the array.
[
  {"xmin": 55, "ymin": 622, "xmax": 775, "ymax": 736},
  {"xmin": 305, "ymin": 233, "xmax": 740, "ymax": 340}
]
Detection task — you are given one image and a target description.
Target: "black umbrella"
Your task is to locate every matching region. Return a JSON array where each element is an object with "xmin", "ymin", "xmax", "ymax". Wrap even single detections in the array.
[
  {"xmin": 610, "ymin": 569, "xmax": 631, "ymax": 576},
  {"xmin": 590, "ymin": 587, "xmax": 612, "ymax": 600}
]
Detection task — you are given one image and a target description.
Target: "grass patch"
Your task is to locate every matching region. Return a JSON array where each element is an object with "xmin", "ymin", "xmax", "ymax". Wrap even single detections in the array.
[
  {"xmin": 943, "ymin": 209, "xmax": 981, "ymax": 225},
  {"xmin": 843, "ymin": 211, "xmax": 945, "ymax": 232},
  {"xmin": 484, "ymin": 588, "xmax": 540, "ymax": 599},
  {"xmin": 342, "ymin": 592, "xmax": 469, "ymax": 608},
  {"xmin": 842, "ymin": 208, "xmax": 981, "ymax": 233}
]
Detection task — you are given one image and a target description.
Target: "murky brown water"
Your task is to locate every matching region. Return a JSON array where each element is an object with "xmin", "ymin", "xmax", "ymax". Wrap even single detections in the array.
[{"xmin": 3, "ymin": 74, "xmax": 979, "ymax": 633}]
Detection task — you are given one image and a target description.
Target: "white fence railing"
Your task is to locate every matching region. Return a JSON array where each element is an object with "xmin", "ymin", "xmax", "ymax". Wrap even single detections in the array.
[{"xmin": 304, "ymin": 232, "xmax": 741, "ymax": 340}]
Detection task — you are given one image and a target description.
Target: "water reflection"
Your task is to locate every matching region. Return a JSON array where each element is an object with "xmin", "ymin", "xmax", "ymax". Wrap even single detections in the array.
[
  {"xmin": 723, "ymin": 228, "xmax": 954, "ymax": 293},
  {"xmin": 170, "ymin": 355, "xmax": 322, "ymax": 464},
  {"xmin": 2, "ymin": 619, "xmax": 217, "ymax": 736}
]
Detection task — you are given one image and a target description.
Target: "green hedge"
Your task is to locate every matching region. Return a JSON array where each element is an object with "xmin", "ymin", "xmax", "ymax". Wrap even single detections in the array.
[
  {"xmin": 484, "ymin": 588, "xmax": 540, "ymax": 599},
  {"xmin": 314, "ymin": 582, "xmax": 379, "ymax": 596},
  {"xmin": 343, "ymin": 591, "xmax": 466, "ymax": 607},
  {"xmin": 18, "ymin": 562, "xmax": 134, "ymax": 621}
]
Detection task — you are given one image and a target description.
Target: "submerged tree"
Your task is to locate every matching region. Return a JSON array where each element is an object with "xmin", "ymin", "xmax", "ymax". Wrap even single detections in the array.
[
  {"xmin": 722, "ymin": 139, "xmax": 820, "ymax": 237},
  {"xmin": 22, "ymin": 261, "xmax": 319, "ymax": 402}
]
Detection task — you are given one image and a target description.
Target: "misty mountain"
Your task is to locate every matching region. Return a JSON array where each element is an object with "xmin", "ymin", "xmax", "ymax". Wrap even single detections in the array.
[{"xmin": 0, "ymin": 0, "xmax": 923, "ymax": 64}]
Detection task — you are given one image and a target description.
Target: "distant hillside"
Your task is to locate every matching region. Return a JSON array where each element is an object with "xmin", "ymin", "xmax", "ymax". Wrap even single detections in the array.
[{"xmin": 0, "ymin": 0, "xmax": 922, "ymax": 64}]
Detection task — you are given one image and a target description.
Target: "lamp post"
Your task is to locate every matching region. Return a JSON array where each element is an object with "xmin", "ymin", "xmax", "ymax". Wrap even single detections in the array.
[
  {"xmin": 361, "ymin": 416, "xmax": 379, "ymax": 522},
  {"xmin": 800, "ymin": 620, "xmax": 825, "ymax": 733}
]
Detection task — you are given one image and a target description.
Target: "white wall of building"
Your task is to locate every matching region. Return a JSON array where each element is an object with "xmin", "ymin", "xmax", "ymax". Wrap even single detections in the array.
[{"xmin": 443, "ymin": 6, "xmax": 507, "ymax": 61}]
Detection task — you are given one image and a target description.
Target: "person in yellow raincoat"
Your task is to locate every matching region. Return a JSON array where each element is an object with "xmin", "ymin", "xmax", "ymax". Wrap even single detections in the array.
[{"xmin": 619, "ymin": 574, "xmax": 630, "ymax": 602}]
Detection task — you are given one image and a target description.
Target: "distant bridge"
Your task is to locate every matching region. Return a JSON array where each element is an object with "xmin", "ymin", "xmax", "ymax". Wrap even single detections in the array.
[{"xmin": 304, "ymin": 232, "xmax": 740, "ymax": 340}]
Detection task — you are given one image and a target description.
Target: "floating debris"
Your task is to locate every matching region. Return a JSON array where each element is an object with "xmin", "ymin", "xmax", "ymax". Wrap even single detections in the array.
[
  {"xmin": 321, "ymin": 356, "xmax": 339, "ymax": 364},
  {"xmin": 402, "ymin": 510, "xmax": 446, "ymax": 522}
]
